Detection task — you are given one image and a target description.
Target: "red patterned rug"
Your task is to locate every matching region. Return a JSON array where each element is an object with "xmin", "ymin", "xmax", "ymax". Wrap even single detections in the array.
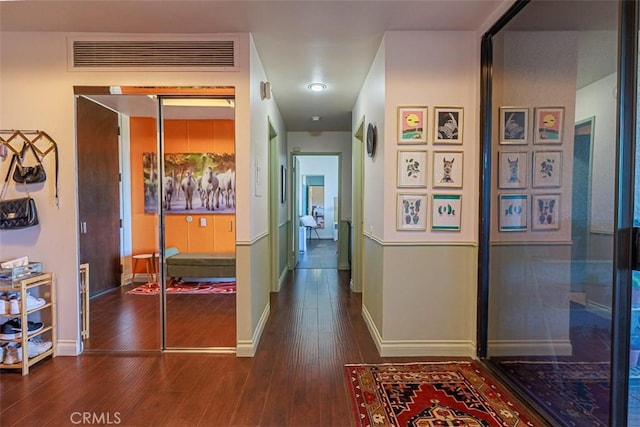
[
  {"xmin": 345, "ymin": 361, "xmax": 537, "ymax": 426},
  {"xmin": 127, "ymin": 281, "xmax": 236, "ymax": 295}
]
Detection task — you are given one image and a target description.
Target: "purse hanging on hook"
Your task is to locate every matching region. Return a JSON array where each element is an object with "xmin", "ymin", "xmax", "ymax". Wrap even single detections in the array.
[
  {"xmin": 0, "ymin": 152, "xmax": 39, "ymax": 230},
  {"xmin": 12, "ymin": 142, "xmax": 46, "ymax": 184}
]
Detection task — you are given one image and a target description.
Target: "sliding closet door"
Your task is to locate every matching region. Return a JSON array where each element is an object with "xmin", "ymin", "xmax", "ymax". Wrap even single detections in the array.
[
  {"xmin": 160, "ymin": 96, "xmax": 237, "ymax": 350},
  {"xmin": 482, "ymin": 2, "xmax": 620, "ymax": 426},
  {"xmin": 77, "ymin": 92, "xmax": 162, "ymax": 352}
]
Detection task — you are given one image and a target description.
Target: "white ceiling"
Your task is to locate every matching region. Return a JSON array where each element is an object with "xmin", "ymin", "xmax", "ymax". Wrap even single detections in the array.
[
  {"xmin": 0, "ymin": 0, "xmax": 506, "ymax": 131},
  {"xmin": 0, "ymin": 1, "xmax": 619, "ymax": 131}
]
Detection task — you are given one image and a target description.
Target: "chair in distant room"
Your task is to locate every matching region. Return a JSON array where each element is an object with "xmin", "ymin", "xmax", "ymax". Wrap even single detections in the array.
[{"xmin": 300, "ymin": 215, "xmax": 321, "ymax": 239}]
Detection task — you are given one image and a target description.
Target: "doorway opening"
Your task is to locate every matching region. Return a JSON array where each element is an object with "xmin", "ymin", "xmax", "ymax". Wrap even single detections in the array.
[
  {"xmin": 76, "ymin": 87, "xmax": 237, "ymax": 353},
  {"xmin": 293, "ymin": 154, "xmax": 340, "ymax": 269}
]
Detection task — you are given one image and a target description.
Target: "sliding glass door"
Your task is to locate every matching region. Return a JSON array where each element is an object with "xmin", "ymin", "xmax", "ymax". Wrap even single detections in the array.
[
  {"xmin": 479, "ymin": 1, "xmax": 637, "ymax": 425},
  {"xmin": 159, "ymin": 95, "xmax": 237, "ymax": 350}
]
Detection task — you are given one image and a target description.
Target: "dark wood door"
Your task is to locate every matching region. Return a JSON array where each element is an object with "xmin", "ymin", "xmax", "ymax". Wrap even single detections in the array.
[{"xmin": 77, "ymin": 96, "xmax": 121, "ymax": 296}]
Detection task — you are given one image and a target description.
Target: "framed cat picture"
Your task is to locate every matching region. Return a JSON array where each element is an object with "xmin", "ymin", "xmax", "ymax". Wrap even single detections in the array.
[
  {"xmin": 498, "ymin": 151, "xmax": 528, "ymax": 189},
  {"xmin": 432, "ymin": 151, "xmax": 463, "ymax": 188}
]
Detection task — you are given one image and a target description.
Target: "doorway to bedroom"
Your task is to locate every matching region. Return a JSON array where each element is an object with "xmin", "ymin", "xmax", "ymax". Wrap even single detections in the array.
[
  {"xmin": 76, "ymin": 87, "xmax": 237, "ymax": 353},
  {"xmin": 293, "ymin": 154, "xmax": 340, "ymax": 269}
]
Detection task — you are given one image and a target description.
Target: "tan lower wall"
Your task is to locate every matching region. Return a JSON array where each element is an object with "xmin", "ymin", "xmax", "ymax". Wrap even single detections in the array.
[{"xmin": 362, "ymin": 235, "xmax": 477, "ymax": 357}]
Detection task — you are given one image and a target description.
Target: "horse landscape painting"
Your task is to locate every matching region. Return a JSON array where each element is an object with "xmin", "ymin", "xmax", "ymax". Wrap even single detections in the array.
[{"xmin": 143, "ymin": 152, "xmax": 235, "ymax": 214}]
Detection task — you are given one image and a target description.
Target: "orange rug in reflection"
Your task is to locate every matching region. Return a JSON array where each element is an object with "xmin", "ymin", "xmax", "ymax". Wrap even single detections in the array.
[{"xmin": 127, "ymin": 281, "xmax": 236, "ymax": 295}]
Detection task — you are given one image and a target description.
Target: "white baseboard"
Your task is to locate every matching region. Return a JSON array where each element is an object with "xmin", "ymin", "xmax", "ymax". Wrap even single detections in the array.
[
  {"xmin": 361, "ymin": 305, "xmax": 474, "ymax": 357},
  {"xmin": 277, "ymin": 268, "xmax": 287, "ymax": 292},
  {"xmin": 487, "ymin": 339, "xmax": 573, "ymax": 357},
  {"xmin": 57, "ymin": 340, "xmax": 82, "ymax": 356},
  {"xmin": 236, "ymin": 303, "xmax": 270, "ymax": 357}
]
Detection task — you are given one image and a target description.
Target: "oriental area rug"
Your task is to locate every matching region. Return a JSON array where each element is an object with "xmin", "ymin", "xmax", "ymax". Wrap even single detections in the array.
[
  {"xmin": 344, "ymin": 361, "xmax": 538, "ymax": 427},
  {"xmin": 127, "ymin": 281, "xmax": 236, "ymax": 295},
  {"xmin": 497, "ymin": 360, "xmax": 611, "ymax": 427}
]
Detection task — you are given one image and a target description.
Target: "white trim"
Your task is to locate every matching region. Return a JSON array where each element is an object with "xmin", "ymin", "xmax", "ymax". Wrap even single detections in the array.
[
  {"xmin": 363, "ymin": 232, "xmax": 477, "ymax": 247},
  {"xmin": 236, "ymin": 231, "xmax": 269, "ymax": 246},
  {"xmin": 489, "ymin": 240, "xmax": 573, "ymax": 246},
  {"xmin": 487, "ymin": 340, "xmax": 573, "ymax": 357},
  {"xmin": 362, "ymin": 305, "xmax": 474, "ymax": 357},
  {"xmin": 163, "ymin": 347, "xmax": 235, "ymax": 354},
  {"xmin": 57, "ymin": 340, "xmax": 82, "ymax": 356},
  {"xmin": 236, "ymin": 303, "xmax": 270, "ymax": 357},
  {"xmin": 277, "ymin": 266, "xmax": 287, "ymax": 292}
]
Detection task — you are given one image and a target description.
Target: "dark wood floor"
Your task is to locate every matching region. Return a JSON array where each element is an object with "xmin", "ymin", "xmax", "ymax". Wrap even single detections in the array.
[
  {"xmin": 297, "ymin": 238, "xmax": 337, "ymax": 269},
  {"xmin": 83, "ymin": 282, "xmax": 236, "ymax": 351},
  {"xmin": 1, "ymin": 268, "xmax": 548, "ymax": 426}
]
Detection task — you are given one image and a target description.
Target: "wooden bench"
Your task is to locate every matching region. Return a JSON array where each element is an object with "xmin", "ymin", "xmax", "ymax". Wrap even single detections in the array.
[{"xmin": 165, "ymin": 247, "xmax": 236, "ymax": 279}]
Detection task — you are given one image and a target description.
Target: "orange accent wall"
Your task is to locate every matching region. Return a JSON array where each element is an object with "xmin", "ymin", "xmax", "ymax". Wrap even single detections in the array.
[{"xmin": 130, "ymin": 118, "xmax": 235, "ymax": 273}]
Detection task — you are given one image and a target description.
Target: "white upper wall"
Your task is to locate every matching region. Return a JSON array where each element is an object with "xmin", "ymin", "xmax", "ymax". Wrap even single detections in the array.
[
  {"xmin": 576, "ymin": 72, "xmax": 617, "ymax": 234},
  {"xmin": 353, "ymin": 38, "xmax": 387, "ymax": 239},
  {"xmin": 384, "ymin": 31, "xmax": 479, "ymax": 242}
]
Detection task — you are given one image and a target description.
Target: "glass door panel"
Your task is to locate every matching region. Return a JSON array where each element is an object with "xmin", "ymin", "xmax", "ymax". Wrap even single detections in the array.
[
  {"xmin": 160, "ymin": 95, "xmax": 237, "ymax": 350},
  {"xmin": 484, "ymin": 2, "xmax": 619, "ymax": 426}
]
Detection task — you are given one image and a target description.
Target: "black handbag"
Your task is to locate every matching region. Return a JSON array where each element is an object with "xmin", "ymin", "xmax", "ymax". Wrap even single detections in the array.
[
  {"xmin": 0, "ymin": 152, "xmax": 39, "ymax": 230},
  {"xmin": 0, "ymin": 197, "xmax": 38, "ymax": 230},
  {"xmin": 12, "ymin": 143, "xmax": 46, "ymax": 184}
]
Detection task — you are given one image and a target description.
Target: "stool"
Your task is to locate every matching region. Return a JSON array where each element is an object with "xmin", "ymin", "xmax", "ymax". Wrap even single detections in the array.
[{"xmin": 132, "ymin": 253, "xmax": 157, "ymax": 284}]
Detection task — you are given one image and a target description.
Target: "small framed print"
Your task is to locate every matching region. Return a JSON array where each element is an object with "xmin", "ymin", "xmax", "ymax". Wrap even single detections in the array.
[
  {"xmin": 498, "ymin": 151, "xmax": 528, "ymax": 189},
  {"xmin": 397, "ymin": 150, "xmax": 428, "ymax": 188},
  {"xmin": 534, "ymin": 107, "xmax": 564, "ymax": 144},
  {"xmin": 431, "ymin": 194, "xmax": 461, "ymax": 231},
  {"xmin": 433, "ymin": 107, "xmax": 463, "ymax": 144},
  {"xmin": 397, "ymin": 193, "xmax": 427, "ymax": 230},
  {"xmin": 532, "ymin": 150, "xmax": 562, "ymax": 187},
  {"xmin": 499, "ymin": 107, "xmax": 528, "ymax": 144},
  {"xmin": 499, "ymin": 194, "xmax": 528, "ymax": 231},
  {"xmin": 432, "ymin": 151, "xmax": 463, "ymax": 188},
  {"xmin": 398, "ymin": 106, "xmax": 428, "ymax": 144},
  {"xmin": 532, "ymin": 194, "xmax": 561, "ymax": 231}
]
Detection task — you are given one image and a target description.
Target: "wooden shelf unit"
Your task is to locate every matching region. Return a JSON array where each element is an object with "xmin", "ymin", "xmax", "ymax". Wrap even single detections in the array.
[{"xmin": 0, "ymin": 273, "xmax": 56, "ymax": 375}]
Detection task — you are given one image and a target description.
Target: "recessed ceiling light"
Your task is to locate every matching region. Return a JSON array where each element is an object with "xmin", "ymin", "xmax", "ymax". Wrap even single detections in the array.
[
  {"xmin": 307, "ymin": 82, "xmax": 327, "ymax": 92},
  {"xmin": 311, "ymin": 116, "xmax": 321, "ymax": 121}
]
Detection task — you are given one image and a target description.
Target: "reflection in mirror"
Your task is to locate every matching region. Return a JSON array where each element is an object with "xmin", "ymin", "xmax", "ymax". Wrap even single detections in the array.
[
  {"xmin": 75, "ymin": 87, "xmax": 237, "ymax": 353},
  {"xmin": 485, "ymin": 2, "xmax": 618, "ymax": 425}
]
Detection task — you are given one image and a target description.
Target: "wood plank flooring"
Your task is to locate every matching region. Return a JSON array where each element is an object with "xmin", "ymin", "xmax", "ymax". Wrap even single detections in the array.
[{"xmin": 1, "ymin": 268, "xmax": 546, "ymax": 426}]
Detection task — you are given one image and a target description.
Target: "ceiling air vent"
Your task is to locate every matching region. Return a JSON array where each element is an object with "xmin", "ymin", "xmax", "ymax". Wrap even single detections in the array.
[{"xmin": 71, "ymin": 39, "xmax": 236, "ymax": 70}]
